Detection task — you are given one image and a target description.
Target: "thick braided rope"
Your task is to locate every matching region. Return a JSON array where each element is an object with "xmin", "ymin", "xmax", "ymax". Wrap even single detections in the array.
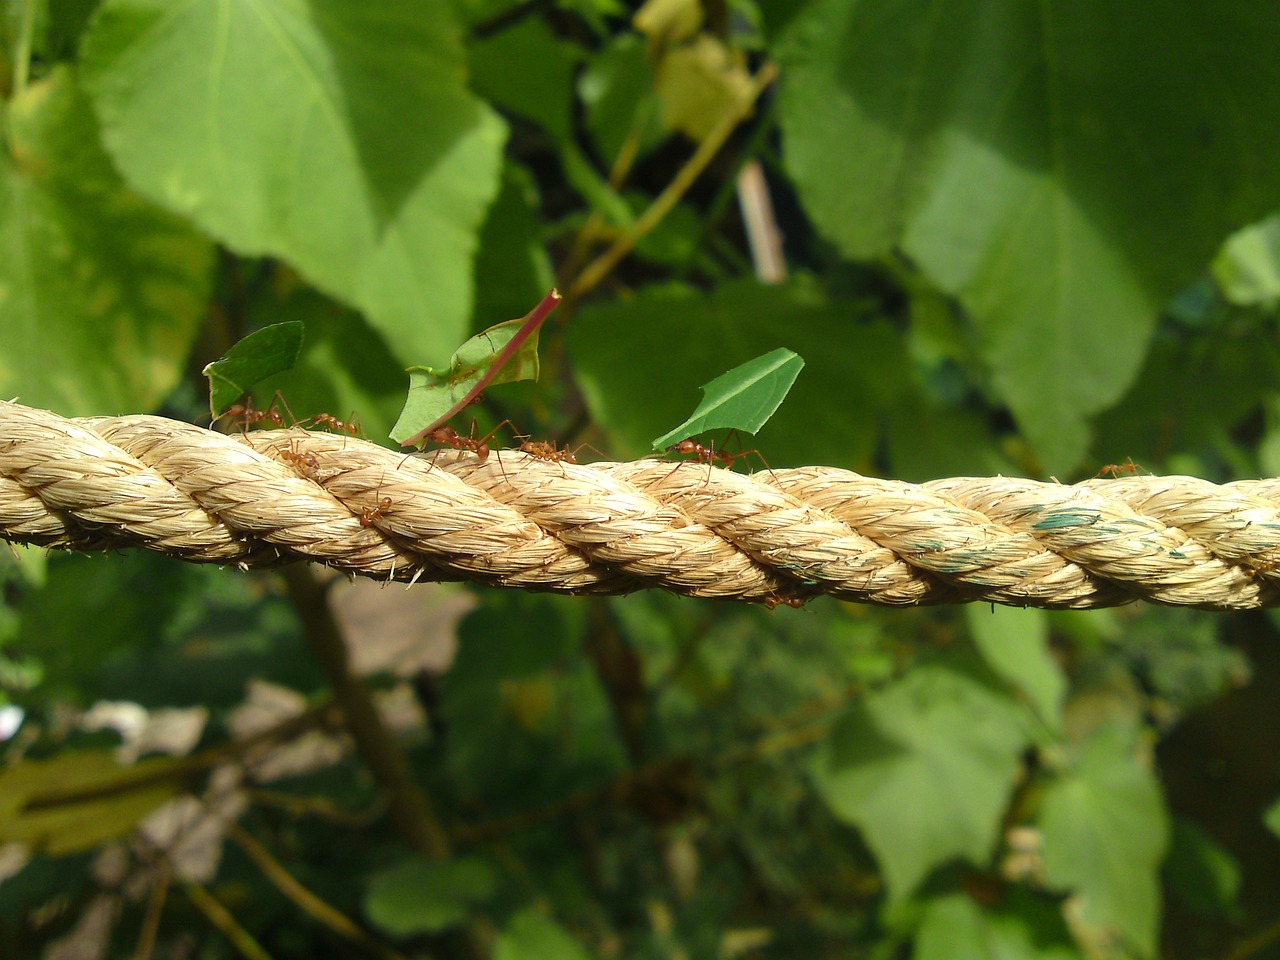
[{"xmin": 3, "ymin": 400, "xmax": 1280, "ymax": 609}]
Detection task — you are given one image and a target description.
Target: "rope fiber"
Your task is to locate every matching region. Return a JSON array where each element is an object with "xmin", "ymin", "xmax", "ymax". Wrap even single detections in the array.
[{"xmin": 4, "ymin": 400, "xmax": 1280, "ymax": 610}]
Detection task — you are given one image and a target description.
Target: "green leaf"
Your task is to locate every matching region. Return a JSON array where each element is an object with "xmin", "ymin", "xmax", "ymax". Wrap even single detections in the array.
[
  {"xmin": 1214, "ymin": 213, "xmax": 1280, "ymax": 307},
  {"xmin": 1263, "ymin": 794, "xmax": 1280, "ymax": 840},
  {"xmin": 570, "ymin": 278, "xmax": 908, "ymax": 467},
  {"xmin": 916, "ymin": 893, "xmax": 1083, "ymax": 960},
  {"xmin": 776, "ymin": 0, "xmax": 1280, "ymax": 472},
  {"xmin": 1164, "ymin": 817, "xmax": 1240, "ymax": 919},
  {"xmin": 0, "ymin": 66, "xmax": 214, "ymax": 415},
  {"xmin": 0, "ymin": 751, "xmax": 180, "ymax": 856},
  {"xmin": 390, "ymin": 289, "xmax": 561, "ymax": 447},
  {"xmin": 1039, "ymin": 724, "xmax": 1169, "ymax": 958},
  {"xmin": 80, "ymin": 0, "xmax": 505, "ymax": 367},
  {"xmin": 966, "ymin": 605, "xmax": 1066, "ymax": 735},
  {"xmin": 470, "ymin": 14, "xmax": 582, "ymax": 144},
  {"xmin": 810, "ymin": 658, "xmax": 1030, "ymax": 900},
  {"xmin": 364, "ymin": 856, "xmax": 498, "ymax": 937},
  {"xmin": 651, "ymin": 348, "xmax": 805, "ymax": 450},
  {"xmin": 203, "ymin": 322, "xmax": 304, "ymax": 420},
  {"xmin": 494, "ymin": 909, "xmax": 593, "ymax": 960},
  {"xmin": 579, "ymin": 32, "xmax": 666, "ymax": 167}
]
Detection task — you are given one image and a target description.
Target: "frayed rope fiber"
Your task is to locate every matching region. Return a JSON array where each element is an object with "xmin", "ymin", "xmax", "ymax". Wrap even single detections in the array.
[{"xmin": 3, "ymin": 399, "xmax": 1280, "ymax": 609}]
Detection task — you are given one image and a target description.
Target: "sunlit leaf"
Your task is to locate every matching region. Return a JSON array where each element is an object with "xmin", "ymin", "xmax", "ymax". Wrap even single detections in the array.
[
  {"xmin": 916, "ymin": 893, "xmax": 1083, "ymax": 960},
  {"xmin": 652, "ymin": 348, "xmax": 804, "ymax": 449},
  {"xmin": 0, "ymin": 751, "xmax": 180, "ymax": 856},
  {"xmin": 0, "ymin": 67, "xmax": 213, "ymax": 415},
  {"xmin": 776, "ymin": 0, "xmax": 1280, "ymax": 471},
  {"xmin": 80, "ymin": 0, "xmax": 505, "ymax": 367},
  {"xmin": 203, "ymin": 322, "xmax": 304, "ymax": 420}
]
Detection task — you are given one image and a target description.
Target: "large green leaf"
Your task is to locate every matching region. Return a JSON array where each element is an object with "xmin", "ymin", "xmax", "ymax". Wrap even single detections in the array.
[
  {"xmin": 80, "ymin": 0, "xmax": 505, "ymax": 367},
  {"xmin": 1039, "ymin": 724, "xmax": 1169, "ymax": 958},
  {"xmin": 810, "ymin": 658, "xmax": 1030, "ymax": 900},
  {"xmin": 0, "ymin": 67, "xmax": 213, "ymax": 414},
  {"xmin": 966, "ymin": 605, "xmax": 1065, "ymax": 736},
  {"xmin": 915, "ymin": 893, "xmax": 1083, "ymax": 960},
  {"xmin": 776, "ymin": 0, "xmax": 1280, "ymax": 471}
]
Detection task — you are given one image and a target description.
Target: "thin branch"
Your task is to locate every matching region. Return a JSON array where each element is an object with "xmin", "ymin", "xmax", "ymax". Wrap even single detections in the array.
[
  {"xmin": 185, "ymin": 881, "xmax": 276, "ymax": 960},
  {"xmin": 131, "ymin": 857, "xmax": 171, "ymax": 960},
  {"xmin": 564, "ymin": 62, "xmax": 779, "ymax": 308},
  {"xmin": 280, "ymin": 564, "xmax": 451, "ymax": 860},
  {"xmin": 225, "ymin": 821, "xmax": 412, "ymax": 960}
]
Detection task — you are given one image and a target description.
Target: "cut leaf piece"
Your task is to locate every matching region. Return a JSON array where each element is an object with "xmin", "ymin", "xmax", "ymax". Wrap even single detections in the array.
[
  {"xmin": 0, "ymin": 751, "xmax": 181, "ymax": 856},
  {"xmin": 364, "ymin": 856, "xmax": 498, "ymax": 937},
  {"xmin": 203, "ymin": 322, "xmax": 304, "ymax": 420},
  {"xmin": 80, "ymin": 0, "xmax": 505, "ymax": 367},
  {"xmin": 651, "ymin": 347, "xmax": 804, "ymax": 450},
  {"xmin": 392, "ymin": 289, "xmax": 561, "ymax": 447},
  {"xmin": 0, "ymin": 67, "xmax": 214, "ymax": 415}
]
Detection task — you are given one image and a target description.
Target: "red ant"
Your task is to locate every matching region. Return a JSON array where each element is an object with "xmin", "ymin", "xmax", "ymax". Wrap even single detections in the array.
[
  {"xmin": 359, "ymin": 496, "xmax": 392, "ymax": 527},
  {"xmin": 216, "ymin": 391, "xmax": 293, "ymax": 433},
  {"xmin": 310, "ymin": 412, "xmax": 362, "ymax": 437},
  {"xmin": 1095, "ymin": 457, "xmax": 1145, "ymax": 478},
  {"xmin": 763, "ymin": 595, "xmax": 805, "ymax": 609},
  {"xmin": 279, "ymin": 447, "xmax": 320, "ymax": 480},
  {"xmin": 426, "ymin": 420, "xmax": 512, "ymax": 463},
  {"xmin": 518, "ymin": 437, "xmax": 603, "ymax": 465},
  {"xmin": 666, "ymin": 432, "xmax": 769, "ymax": 476}
]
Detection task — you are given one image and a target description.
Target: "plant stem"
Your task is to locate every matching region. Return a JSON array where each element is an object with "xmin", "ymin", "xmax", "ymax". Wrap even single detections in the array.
[
  {"xmin": 564, "ymin": 62, "xmax": 779, "ymax": 308},
  {"xmin": 279, "ymin": 564, "xmax": 452, "ymax": 860},
  {"xmin": 185, "ymin": 881, "xmax": 276, "ymax": 960},
  {"xmin": 11, "ymin": 0, "xmax": 36, "ymax": 96},
  {"xmin": 226, "ymin": 821, "xmax": 412, "ymax": 960}
]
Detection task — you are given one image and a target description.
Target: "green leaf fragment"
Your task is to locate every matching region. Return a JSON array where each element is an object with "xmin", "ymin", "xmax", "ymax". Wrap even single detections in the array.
[
  {"xmin": 391, "ymin": 289, "xmax": 561, "ymax": 447},
  {"xmin": 651, "ymin": 347, "xmax": 804, "ymax": 450},
  {"xmin": 966, "ymin": 605, "xmax": 1066, "ymax": 735},
  {"xmin": 203, "ymin": 321, "xmax": 304, "ymax": 420}
]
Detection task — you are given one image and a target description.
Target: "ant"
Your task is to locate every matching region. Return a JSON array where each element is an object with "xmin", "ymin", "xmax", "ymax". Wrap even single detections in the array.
[
  {"xmin": 426, "ymin": 420, "xmax": 512, "ymax": 463},
  {"xmin": 359, "ymin": 496, "xmax": 392, "ymax": 527},
  {"xmin": 666, "ymin": 431, "xmax": 770, "ymax": 479},
  {"xmin": 518, "ymin": 437, "xmax": 603, "ymax": 466},
  {"xmin": 763, "ymin": 595, "xmax": 805, "ymax": 609},
  {"xmin": 1095, "ymin": 457, "xmax": 1145, "ymax": 478},
  {"xmin": 310, "ymin": 412, "xmax": 362, "ymax": 437},
  {"xmin": 216, "ymin": 391, "xmax": 294, "ymax": 434},
  {"xmin": 279, "ymin": 447, "xmax": 320, "ymax": 480}
]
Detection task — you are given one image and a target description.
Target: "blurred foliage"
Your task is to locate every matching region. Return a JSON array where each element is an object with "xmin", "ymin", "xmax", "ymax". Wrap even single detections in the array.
[{"xmin": 3, "ymin": 1, "xmax": 1280, "ymax": 958}]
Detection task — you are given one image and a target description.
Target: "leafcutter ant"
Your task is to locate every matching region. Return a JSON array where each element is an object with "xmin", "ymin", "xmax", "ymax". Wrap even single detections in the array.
[
  {"xmin": 665, "ymin": 431, "xmax": 771, "ymax": 484},
  {"xmin": 518, "ymin": 437, "xmax": 603, "ymax": 466},
  {"xmin": 426, "ymin": 420, "xmax": 516, "ymax": 481},
  {"xmin": 216, "ymin": 391, "xmax": 294, "ymax": 434},
  {"xmin": 310, "ymin": 412, "xmax": 363, "ymax": 437},
  {"xmin": 359, "ymin": 496, "xmax": 392, "ymax": 527},
  {"xmin": 1095, "ymin": 457, "xmax": 1145, "ymax": 478},
  {"xmin": 762, "ymin": 595, "xmax": 805, "ymax": 610},
  {"xmin": 279, "ymin": 446, "xmax": 320, "ymax": 481}
]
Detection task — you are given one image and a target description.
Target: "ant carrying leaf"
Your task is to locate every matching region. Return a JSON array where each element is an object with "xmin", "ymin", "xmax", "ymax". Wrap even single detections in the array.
[
  {"xmin": 651, "ymin": 348, "xmax": 804, "ymax": 453},
  {"xmin": 393, "ymin": 289, "xmax": 562, "ymax": 448},
  {"xmin": 203, "ymin": 322, "xmax": 304, "ymax": 423}
]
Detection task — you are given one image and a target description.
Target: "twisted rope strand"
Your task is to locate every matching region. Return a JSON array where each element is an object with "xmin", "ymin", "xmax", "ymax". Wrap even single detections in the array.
[{"xmin": 4, "ymin": 400, "xmax": 1279, "ymax": 609}]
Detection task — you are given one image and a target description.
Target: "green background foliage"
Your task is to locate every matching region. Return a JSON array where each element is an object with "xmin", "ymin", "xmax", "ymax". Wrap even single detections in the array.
[{"xmin": 3, "ymin": 1, "xmax": 1280, "ymax": 958}]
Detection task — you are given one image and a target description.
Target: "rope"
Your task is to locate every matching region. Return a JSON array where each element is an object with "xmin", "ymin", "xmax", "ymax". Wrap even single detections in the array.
[{"xmin": 3, "ymin": 399, "xmax": 1280, "ymax": 610}]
